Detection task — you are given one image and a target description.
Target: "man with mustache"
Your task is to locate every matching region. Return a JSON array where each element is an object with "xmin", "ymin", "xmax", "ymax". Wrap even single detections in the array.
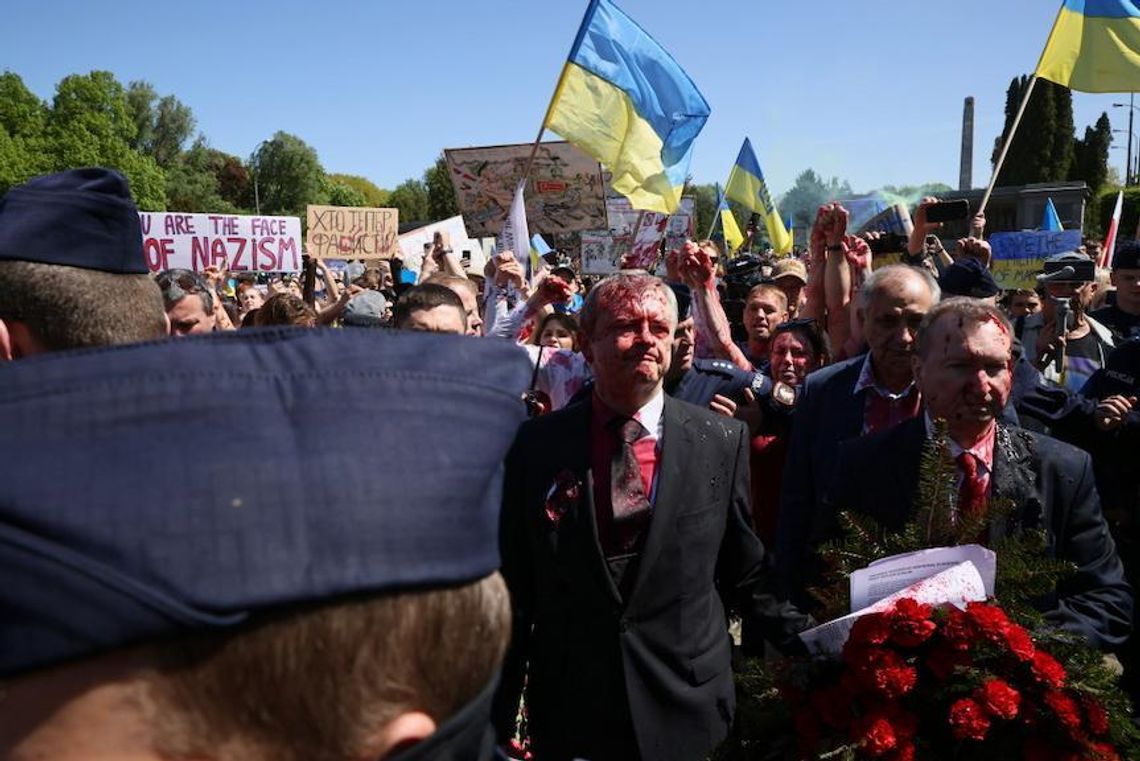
[
  {"xmin": 494, "ymin": 272, "xmax": 809, "ymax": 761},
  {"xmin": 778, "ymin": 264, "xmax": 939, "ymax": 606},
  {"xmin": 822, "ymin": 298, "xmax": 1131, "ymax": 651}
]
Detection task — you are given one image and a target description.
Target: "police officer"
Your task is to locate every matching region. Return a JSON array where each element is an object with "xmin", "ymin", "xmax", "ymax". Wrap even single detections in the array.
[
  {"xmin": 665, "ymin": 282, "xmax": 779, "ymax": 408},
  {"xmin": 1091, "ymin": 239, "xmax": 1140, "ymax": 342},
  {"xmin": 0, "ymin": 327, "xmax": 530, "ymax": 761}
]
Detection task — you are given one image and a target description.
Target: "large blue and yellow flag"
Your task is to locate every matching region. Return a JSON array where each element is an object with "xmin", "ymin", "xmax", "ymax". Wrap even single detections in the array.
[
  {"xmin": 1036, "ymin": 0, "xmax": 1140, "ymax": 92},
  {"xmin": 543, "ymin": 0, "xmax": 710, "ymax": 214},
  {"xmin": 716, "ymin": 184, "xmax": 744, "ymax": 255},
  {"xmin": 724, "ymin": 138, "xmax": 792, "ymax": 254}
]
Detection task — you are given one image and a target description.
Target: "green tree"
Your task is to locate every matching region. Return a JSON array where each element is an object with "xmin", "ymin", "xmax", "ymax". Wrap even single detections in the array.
[
  {"xmin": 124, "ymin": 81, "xmax": 195, "ymax": 169},
  {"xmin": 778, "ymin": 169, "xmax": 853, "ymax": 229},
  {"xmin": 1070, "ymin": 112, "xmax": 1112, "ymax": 193},
  {"xmin": 324, "ymin": 177, "xmax": 367, "ymax": 207},
  {"xmin": 0, "ymin": 71, "xmax": 50, "ymax": 192},
  {"xmin": 250, "ymin": 131, "xmax": 325, "ymax": 216},
  {"xmin": 992, "ymin": 75, "xmax": 1076, "ymax": 185},
  {"xmin": 45, "ymin": 71, "xmax": 165, "ymax": 209},
  {"xmin": 328, "ymin": 173, "xmax": 389, "ymax": 207},
  {"xmin": 386, "ymin": 178, "xmax": 430, "ymax": 224},
  {"xmin": 164, "ymin": 140, "xmax": 242, "ymax": 213},
  {"xmin": 424, "ymin": 155, "xmax": 458, "ymax": 220}
]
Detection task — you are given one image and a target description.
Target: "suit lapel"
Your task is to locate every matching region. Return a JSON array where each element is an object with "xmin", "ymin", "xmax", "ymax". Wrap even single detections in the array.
[
  {"xmin": 565, "ymin": 397, "xmax": 623, "ymax": 605},
  {"xmin": 838, "ymin": 359, "xmax": 868, "ymax": 441},
  {"xmin": 987, "ymin": 424, "xmax": 1040, "ymax": 543},
  {"xmin": 625, "ymin": 397, "xmax": 689, "ymax": 605}
]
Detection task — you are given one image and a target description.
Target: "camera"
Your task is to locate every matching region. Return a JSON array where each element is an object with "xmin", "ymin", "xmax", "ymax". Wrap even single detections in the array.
[{"xmin": 866, "ymin": 233, "xmax": 909, "ymax": 255}]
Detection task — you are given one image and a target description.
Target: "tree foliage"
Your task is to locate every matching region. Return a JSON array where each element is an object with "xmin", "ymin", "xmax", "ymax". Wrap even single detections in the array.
[
  {"xmin": 992, "ymin": 75, "xmax": 1084, "ymax": 186},
  {"xmin": 424, "ymin": 154, "xmax": 459, "ymax": 221},
  {"xmin": 779, "ymin": 169, "xmax": 853, "ymax": 229},
  {"xmin": 386, "ymin": 178, "xmax": 430, "ymax": 224},
  {"xmin": 125, "ymin": 81, "xmax": 196, "ymax": 169},
  {"xmin": 1071, "ymin": 112, "xmax": 1112, "ymax": 194},
  {"xmin": 251, "ymin": 131, "xmax": 325, "ymax": 216},
  {"xmin": 328, "ymin": 173, "xmax": 388, "ymax": 207}
]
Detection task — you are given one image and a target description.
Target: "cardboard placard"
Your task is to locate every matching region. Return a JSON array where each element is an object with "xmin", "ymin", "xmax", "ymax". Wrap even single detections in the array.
[
  {"xmin": 580, "ymin": 197, "xmax": 694, "ymax": 275},
  {"xmin": 445, "ymin": 141, "xmax": 606, "ymax": 237},
  {"xmin": 989, "ymin": 229, "xmax": 1082, "ymax": 290},
  {"xmin": 139, "ymin": 212, "xmax": 302, "ymax": 273},
  {"xmin": 306, "ymin": 205, "xmax": 399, "ymax": 260}
]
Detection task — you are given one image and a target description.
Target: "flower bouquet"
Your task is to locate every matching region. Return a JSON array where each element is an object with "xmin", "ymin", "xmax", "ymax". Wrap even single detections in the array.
[{"xmin": 714, "ymin": 424, "xmax": 1137, "ymax": 760}]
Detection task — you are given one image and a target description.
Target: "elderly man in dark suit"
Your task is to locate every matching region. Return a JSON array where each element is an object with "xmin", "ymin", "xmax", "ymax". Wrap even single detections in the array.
[
  {"xmin": 823, "ymin": 298, "xmax": 1132, "ymax": 650},
  {"xmin": 778, "ymin": 264, "xmax": 940, "ymax": 604},
  {"xmin": 494, "ymin": 272, "xmax": 810, "ymax": 761}
]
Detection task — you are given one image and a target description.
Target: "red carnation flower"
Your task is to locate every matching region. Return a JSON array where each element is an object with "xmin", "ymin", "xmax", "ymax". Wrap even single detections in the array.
[
  {"xmin": 1031, "ymin": 651, "xmax": 1067, "ymax": 689},
  {"xmin": 1088, "ymin": 741, "xmax": 1121, "ymax": 761},
  {"xmin": 886, "ymin": 743, "xmax": 916, "ymax": 761},
  {"xmin": 853, "ymin": 713, "xmax": 897, "ymax": 757},
  {"xmin": 889, "ymin": 598, "xmax": 937, "ymax": 647},
  {"xmin": 948, "ymin": 697, "xmax": 991, "ymax": 741},
  {"xmin": 939, "ymin": 606, "xmax": 973, "ymax": 651},
  {"xmin": 850, "ymin": 613, "xmax": 892, "ymax": 647},
  {"xmin": 975, "ymin": 678, "xmax": 1020, "ymax": 720},
  {"xmin": 1042, "ymin": 690, "xmax": 1083, "ymax": 737},
  {"xmin": 1005, "ymin": 625, "xmax": 1036, "ymax": 662},
  {"xmin": 966, "ymin": 602, "xmax": 1012, "ymax": 643},
  {"xmin": 1081, "ymin": 694, "xmax": 1110, "ymax": 737},
  {"xmin": 847, "ymin": 647, "xmax": 917, "ymax": 698}
]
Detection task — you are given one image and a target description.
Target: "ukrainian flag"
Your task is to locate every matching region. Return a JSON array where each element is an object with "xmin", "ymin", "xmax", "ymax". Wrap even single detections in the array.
[
  {"xmin": 724, "ymin": 138, "xmax": 792, "ymax": 254},
  {"xmin": 1036, "ymin": 0, "xmax": 1140, "ymax": 92},
  {"xmin": 544, "ymin": 0, "xmax": 710, "ymax": 214},
  {"xmin": 716, "ymin": 184, "xmax": 744, "ymax": 255}
]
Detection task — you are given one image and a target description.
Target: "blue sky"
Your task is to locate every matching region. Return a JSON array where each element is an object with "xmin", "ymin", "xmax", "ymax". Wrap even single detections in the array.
[{"xmin": 4, "ymin": 0, "xmax": 1133, "ymax": 197}]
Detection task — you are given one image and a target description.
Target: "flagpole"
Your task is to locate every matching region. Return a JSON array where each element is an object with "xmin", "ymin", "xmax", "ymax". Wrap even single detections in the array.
[
  {"xmin": 705, "ymin": 183, "xmax": 722, "ymax": 240},
  {"xmin": 517, "ymin": 0, "xmax": 599, "ymax": 191},
  {"xmin": 979, "ymin": 75, "xmax": 1038, "ymax": 216}
]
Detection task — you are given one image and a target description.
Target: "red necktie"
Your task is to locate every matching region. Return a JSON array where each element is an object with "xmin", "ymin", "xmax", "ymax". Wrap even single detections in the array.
[
  {"xmin": 610, "ymin": 417, "xmax": 651, "ymax": 521},
  {"xmin": 957, "ymin": 452, "xmax": 987, "ymax": 517}
]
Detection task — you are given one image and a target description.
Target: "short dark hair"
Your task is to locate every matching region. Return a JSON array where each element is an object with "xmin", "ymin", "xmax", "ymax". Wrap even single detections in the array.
[
  {"xmin": 157, "ymin": 269, "xmax": 215, "ymax": 313},
  {"xmin": 392, "ymin": 284, "xmax": 467, "ymax": 330},
  {"xmin": 0, "ymin": 260, "xmax": 166, "ymax": 350},
  {"xmin": 146, "ymin": 573, "xmax": 510, "ymax": 761},
  {"xmin": 772, "ymin": 318, "xmax": 831, "ymax": 365},
  {"xmin": 255, "ymin": 294, "xmax": 317, "ymax": 328},
  {"xmin": 916, "ymin": 297, "xmax": 1013, "ymax": 359}
]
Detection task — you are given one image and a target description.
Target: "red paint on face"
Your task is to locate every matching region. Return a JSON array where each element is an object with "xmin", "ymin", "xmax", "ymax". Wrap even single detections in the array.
[
  {"xmin": 919, "ymin": 317, "xmax": 1013, "ymax": 446},
  {"xmin": 769, "ymin": 331, "xmax": 818, "ymax": 387},
  {"xmin": 583, "ymin": 283, "xmax": 675, "ymax": 411}
]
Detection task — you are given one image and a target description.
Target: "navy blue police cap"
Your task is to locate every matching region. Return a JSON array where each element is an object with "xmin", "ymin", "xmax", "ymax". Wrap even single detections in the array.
[
  {"xmin": 1112, "ymin": 239, "xmax": 1140, "ymax": 271},
  {"xmin": 939, "ymin": 257, "xmax": 1000, "ymax": 299},
  {"xmin": 0, "ymin": 167, "xmax": 148, "ymax": 274},
  {"xmin": 667, "ymin": 281, "xmax": 693, "ymax": 321},
  {"xmin": 0, "ymin": 327, "xmax": 530, "ymax": 677}
]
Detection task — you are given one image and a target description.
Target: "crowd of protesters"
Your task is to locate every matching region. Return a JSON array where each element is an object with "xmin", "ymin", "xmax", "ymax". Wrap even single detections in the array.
[{"xmin": 2, "ymin": 167, "xmax": 1140, "ymax": 761}]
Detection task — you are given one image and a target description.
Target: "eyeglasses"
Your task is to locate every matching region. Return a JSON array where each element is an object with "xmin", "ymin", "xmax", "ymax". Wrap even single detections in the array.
[{"xmin": 155, "ymin": 269, "xmax": 208, "ymax": 293}]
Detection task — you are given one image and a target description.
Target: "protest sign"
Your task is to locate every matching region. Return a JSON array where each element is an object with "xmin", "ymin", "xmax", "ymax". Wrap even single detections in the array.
[
  {"xmin": 989, "ymin": 229, "xmax": 1082, "ymax": 289},
  {"xmin": 857, "ymin": 203, "xmax": 914, "ymax": 237},
  {"xmin": 139, "ymin": 212, "xmax": 302, "ymax": 273},
  {"xmin": 445, "ymin": 141, "xmax": 606, "ymax": 237},
  {"xmin": 397, "ymin": 216, "xmax": 484, "ymax": 276},
  {"xmin": 306, "ymin": 205, "xmax": 398, "ymax": 260},
  {"xmin": 580, "ymin": 197, "xmax": 694, "ymax": 275}
]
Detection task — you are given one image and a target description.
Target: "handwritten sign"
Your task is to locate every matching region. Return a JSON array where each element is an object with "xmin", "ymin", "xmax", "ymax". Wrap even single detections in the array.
[
  {"xmin": 306, "ymin": 205, "xmax": 398, "ymax": 260},
  {"xmin": 445, "ymin": 141, "xmax": 606, "ymax": 237},
  {"xmin": 580, "ymin": 197, "xmax": 693, "ymax": 275},
  {"xmin": 139, "ymin": 212, "xmax": 302, "ymax": 273},
  {"xmin": 989, "ymin": 229, "xmax": 1082, "ymax": 289}
]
